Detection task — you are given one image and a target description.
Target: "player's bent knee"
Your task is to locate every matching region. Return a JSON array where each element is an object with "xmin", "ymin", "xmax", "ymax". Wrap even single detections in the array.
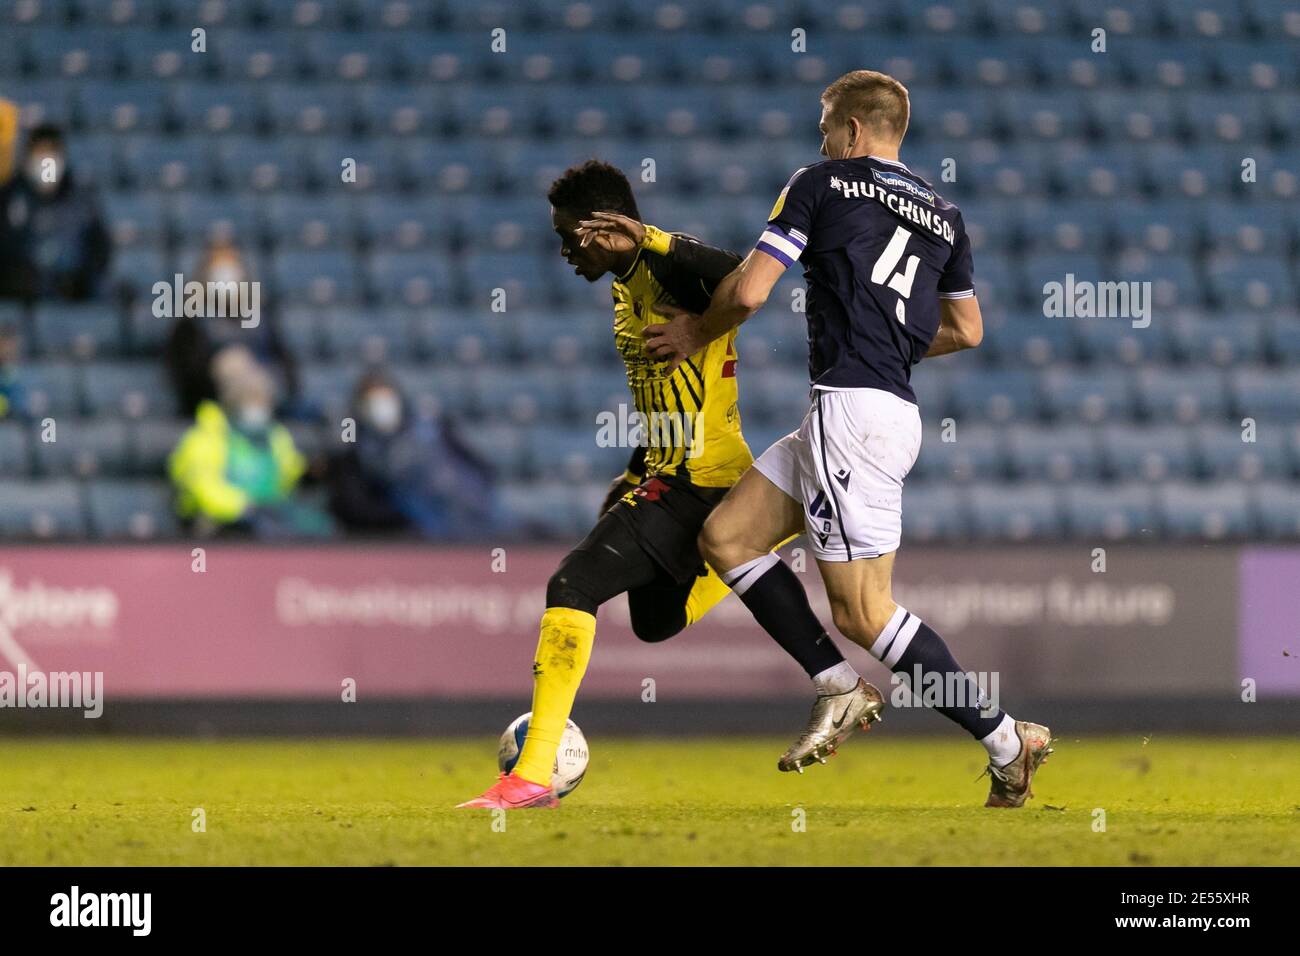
[
  {"xmin": 698, "ymin": 511, "xmax": 739, "ymax": 569},
  {"xmin": 630, "ymin": 618, "xmax": 682, "ymax": 643},
  {"xmin": 828, "ymin": 599, "xmax": 892, "ymax": 650},
  {"xmin": 545, "ymin": 561, "xmax": 603, "ymax": 615}
]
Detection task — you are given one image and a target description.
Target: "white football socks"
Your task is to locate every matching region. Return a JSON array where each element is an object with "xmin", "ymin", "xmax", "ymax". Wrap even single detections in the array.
[
  {"xmin": 812, "ymin": 660, "xmax": 861, "ymax": 696},
  {"xmin": 979, "ymin": 712, "xmax": 1021, "ymax": 767}
]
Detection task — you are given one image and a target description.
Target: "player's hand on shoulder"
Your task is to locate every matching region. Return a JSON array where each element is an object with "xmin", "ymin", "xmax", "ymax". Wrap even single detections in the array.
[{"xmin": 574, "ymin": 211, "xmax": 643, "ymax": 252}]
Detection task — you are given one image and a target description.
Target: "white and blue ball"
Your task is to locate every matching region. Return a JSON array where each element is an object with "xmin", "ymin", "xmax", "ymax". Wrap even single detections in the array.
[{"xmin": 497, "ymin": 713, "xmax": 589, "ymax": 798}]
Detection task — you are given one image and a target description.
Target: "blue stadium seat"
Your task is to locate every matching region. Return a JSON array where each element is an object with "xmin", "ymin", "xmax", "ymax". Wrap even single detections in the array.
[
  {"xmin": 10, "ymin": 79, "xmax": 75, "ymax": 127},
  {"xmin": 1158, "ymin": 482, "xmax": 1254, "ymax": 539},
  {"xmin": 0, "ymin": 421, "xmax": 30, "ymax": 477},
  {"xmin": 110, "ymin": 247, "xmax": 170, "ymax": 296},
  {"xmin": 526, "ymin": 425, "xmax": 630, "ymax": 483},
  {"xmin": 1253, "ymin": 482, "xmax": 1300, "ymax": 538},
  {"xmin": 1229, "ymin": 368, "xmax": 1300, "ymax": 422},
  {"xmin": 367, "ymin": 252, "xmax": 455, "ymax": 306},
  {"xmin": 459, "ymin": 423, "xmax": 531, "ymax": 479},
  {"xmin": 946, "ymin": 369, "xmax": 1040, "ymax": 423},
  {"xmin": 992, "ymin": 315, "xmax": 1078, "ymax": 368},
  {"xmin": 458, "ymin": 253, "xmax": 561, "ymax": 310},
  {"xmin": 1135, "ymin": 367, "xmax": 1229, "ymax": 423},
  {"xmin": 82, "ymin": 362, "xmax": 177, "ymax": 418},
  {"xmin": 213, "ymin": 137, "xmax": 303, "ymax": 192},
  {"xmin": 1099, "ymin": 424, "xmax": 1197, "ymax": 481},
  {"xmin": 747, "ymin": 367, "xmax": 812, "ymax": 427},
  {"xmin": 169, "ymin": 193, "xmax": 264, "ymax": 245},
  {"xmin": 171, "ymin": 83, "xmax": 265, "ymax": 134},
  {"xmin": 358, "ymin": 196, "xmax": 455, "ymax": 251},
  {"xmin": 1167, "ymin": 314, "xmax": 1265, "ymax": 365},
  {"xmin": 265, "ymin": 83, "xmax": 358, "ymax": 135},
  {"xmin": 389, "ymin": 364, "xmax": 481, "ymax": 420},
  {"xmin": 319, "ymin": 310, "xmax": 412, "ymax": 363},
  {"xmin": 114, "ymin": 136, "xmax": 214, "ymax": 191},
  {"xmin": 912, "ymin": 423, "xmax": 1005, "ymax": 483},
  {"xmin": 1206, "ymin": 255, "xmax": 1296, "ymax": 310},
  {"xmin": 130, "ymin": 418, "xmax": 190, "ymax": 476},
  {"xmin": 263, "ymin": 195, "xmax": 359, "ymax": 249},
  {"xmin": 1201, "ymin": 199, "xmax": 1292, "ymax": 255},
  {"xmin": 1110, "ymin": 200, "xmax": 1202, "ymax": 255},
  {"xmin": 901, "ymin": 485, "xmax": 969, "ymax": 542},
  {"xmin": 1062, "ymin": 482, "xmax": 1160, "ymax": 540},
  {"xmin": 73, "ymin": 82, "xmax": 170, "ymax": 133},
  {"xmin": 300, "ymin": 361, "xmax": 365, "ymax": 421},
  {"xmin": 30, "ymin": 303, "xmax": 125, "ymax": 359},
  {"xmin": 85, "ymin": 480, "xmax": 180, "ymax": 539},
  {"xmin": 272, "ymin": 249, "xmax": 361, "ymax": 305},
  {"xmin": 1265, "ymin": 316, "xmax": 1300, "ymax": 363},
  {"xmin": 208, "ymin": 29, "xmax": 305, "ymax": 81},
  {"xmin": 1196, "ymin": 422, "xmax": 1293, "ymax": 481},
  {"xmin": 1005, "ymin": 424, "xmax": 1102, "ymax": 481},
  {"xmin": 104, "ymin": 193, "xmax": 169, "ymax": 249},
  {"xmin": 500, "ymin": 479, "xmax": 593, "ymax": 539},
  {"xmin": 1039, "ymin": 368, "xmax": 1136, "ymax": 425},
  {"xmin": 111, "ymin": 29, "xmax": 204, "ymax": 81},
  {"xmin": 967, "ymin": 483, "xmax": 1063, "ymax": 540},
  {"xmin": 1075, "ymin": 316, "xmax": 1171, "ymax": 366},
  {"xmin": 0, "ymin": 479, "xmax": 85, "ymax": 538},
  {"xmin": 569, "ymin": 368, "xmax": 633, "ymax": 422},
  {"xmin": 18, "ymin": 27, "xmax": 116, "ymax": 79},
  {"xmin": 20, "ymin": 362, "xmax": 81, "ymax": 417}
]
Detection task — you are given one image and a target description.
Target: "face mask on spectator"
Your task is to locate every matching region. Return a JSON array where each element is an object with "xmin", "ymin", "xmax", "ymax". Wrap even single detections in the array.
[
  {"xmin": 236, "ymin": 403, "xmax": 272, "ymax": 432},
  {"xmin": 362, "ymin": 390, "xmax": 403, "ymax": 434},
  {"xmin": 26, "ymin": 151, "xmax": 64, "ymax": 193}
]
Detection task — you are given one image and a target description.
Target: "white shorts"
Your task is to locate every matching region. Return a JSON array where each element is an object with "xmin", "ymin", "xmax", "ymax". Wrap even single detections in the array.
[{"xmin": 753, "ymin": 387, "xmax": 922, "ymax": 562}]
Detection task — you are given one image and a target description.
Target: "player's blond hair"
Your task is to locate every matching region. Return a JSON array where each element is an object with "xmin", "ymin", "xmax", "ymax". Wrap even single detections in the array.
[{"xmin": 821, "ymin": 70, "xmax": 910, "ymax": 142}]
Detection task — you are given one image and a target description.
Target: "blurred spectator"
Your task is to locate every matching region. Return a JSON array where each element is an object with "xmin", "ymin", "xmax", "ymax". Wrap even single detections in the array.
[
  {"xmin": 0, "ymin": 123, "xmax": 111, "ymax": 301},
  {"xmin": 327, "ymin": 370, "xmax": 506, "ymax": 540},
  {"xmin": 0, "ymin": 321, "xmax": 27, "ymax": 419},
  {"xmin": 164, "ymin": 239, "xmax": 303, "ymax": 419},
  {"xmin": 169, "ymin": 349, "xmax": 332, "ymax": 538}
]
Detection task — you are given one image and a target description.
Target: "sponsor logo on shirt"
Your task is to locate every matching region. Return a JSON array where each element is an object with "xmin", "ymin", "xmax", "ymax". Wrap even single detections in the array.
[{"xmin": 870, "ymin": 169, "xmax": 936, "ymax": 205}]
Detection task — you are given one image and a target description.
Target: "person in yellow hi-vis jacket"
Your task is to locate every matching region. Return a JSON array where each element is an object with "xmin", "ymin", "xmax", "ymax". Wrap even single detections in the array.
[{"xmin": 169, "ymin": 348, "xmax": 332, "ymax": 538}]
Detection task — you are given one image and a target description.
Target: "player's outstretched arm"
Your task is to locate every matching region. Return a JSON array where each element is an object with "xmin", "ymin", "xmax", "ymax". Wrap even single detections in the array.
[
  {"xmin": 577, "ymin": 211, "xmax": 741, "ymax": 284},
  {"xmin": 644, "ymin": 249, "xmax": 785, "ymax": 369},
  {"xmin": 925, "ymin": 295, "xmax": 984, "ymax": 358}
]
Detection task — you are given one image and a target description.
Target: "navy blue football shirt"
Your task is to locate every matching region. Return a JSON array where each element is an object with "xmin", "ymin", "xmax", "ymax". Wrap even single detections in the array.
[{"xmin": 757, "ymin": 156, "xmax": 974, "ymax": 403}]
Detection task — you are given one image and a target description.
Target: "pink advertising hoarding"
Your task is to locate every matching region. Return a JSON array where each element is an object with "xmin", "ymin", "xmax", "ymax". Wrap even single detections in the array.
[{"xmin": 0, "ymin": 543, "xmax": 1257, "ymax": 699}]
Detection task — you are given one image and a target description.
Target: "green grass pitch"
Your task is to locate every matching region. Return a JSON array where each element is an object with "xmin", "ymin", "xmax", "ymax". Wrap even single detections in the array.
[{"xmin": 2, "ymin": 736, "xmax": 1295, "ymax": 866}]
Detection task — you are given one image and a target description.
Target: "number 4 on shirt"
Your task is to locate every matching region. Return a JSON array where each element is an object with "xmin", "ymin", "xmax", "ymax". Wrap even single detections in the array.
[{"xmin": 871, "ymin": 225, "xmax": 918, "ymax": 325}]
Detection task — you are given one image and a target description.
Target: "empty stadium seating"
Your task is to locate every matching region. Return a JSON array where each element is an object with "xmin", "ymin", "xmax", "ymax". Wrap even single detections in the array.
[{"xmin": 0, "ymin": 0, "xmax": 1296, "ymax": 541}]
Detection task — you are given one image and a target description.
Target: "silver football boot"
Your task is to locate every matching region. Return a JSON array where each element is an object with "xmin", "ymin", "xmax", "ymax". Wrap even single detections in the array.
[
  {"xmin": 778, "ymin": 678, "xmax": 885, "ymax": 773},
  {"xmin": 983, "ymin": 720, "xmax": 1054, "ymax": 808}
]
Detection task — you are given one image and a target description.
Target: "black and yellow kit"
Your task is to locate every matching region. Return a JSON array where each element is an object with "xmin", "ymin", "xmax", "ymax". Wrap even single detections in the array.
[
  {"xmin": 600, "ymin": 233, "xmax": 755, "ymax": 584},
  {"xmin": 546, "ymin": 229, "xmax": 752, "ymax": 641},
  {"xmin": 610, "ymin": 235, "xmax": 754, "ymax": 489}
]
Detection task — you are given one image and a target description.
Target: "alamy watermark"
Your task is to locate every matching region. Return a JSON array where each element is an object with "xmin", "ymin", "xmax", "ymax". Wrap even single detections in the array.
[
  {"xmin": 151, "ymin": 273, "xmax": 260, "ymax": 328},
  {"xmin": 889, "ymin": 665, "xmax": 1000, "ymax": 717},
  {"xmin": 0, "ymin": 663, "xmax": 104, "ymax": 718},
  {"xmin": 596, "ymin": 403, "xmax": 706, "ymax": 458},
  {"xmin": 1043, "ymin": 273, "xmax": 1151, "ymax": 328}
]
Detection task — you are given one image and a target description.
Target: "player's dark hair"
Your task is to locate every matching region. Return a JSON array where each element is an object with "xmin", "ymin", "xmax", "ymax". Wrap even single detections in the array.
[{"xmin": 547, "ymin": 159, "xmax": 640, "ymax": 220}]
